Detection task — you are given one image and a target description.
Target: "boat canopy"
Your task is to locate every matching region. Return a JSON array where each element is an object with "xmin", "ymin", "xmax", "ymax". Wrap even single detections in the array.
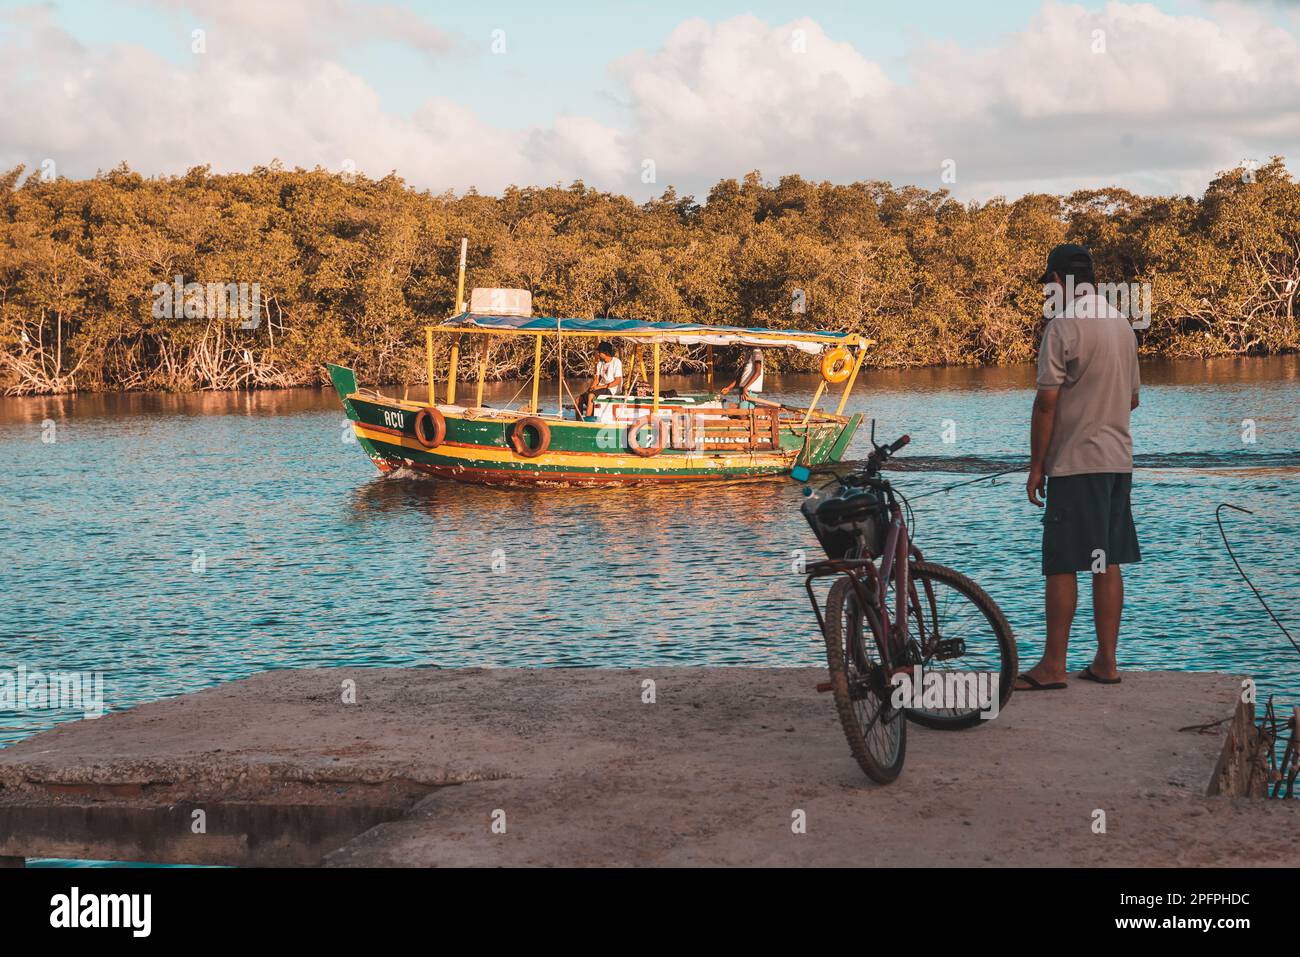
[{"xmin": 435, "ymin": 313, "xmax": 867, "ymax": 355}]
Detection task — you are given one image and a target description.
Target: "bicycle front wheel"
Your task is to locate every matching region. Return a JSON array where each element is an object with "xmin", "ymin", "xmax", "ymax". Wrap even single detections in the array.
[
  {"xmin": 823, "ymin": 576, "xmax": 907, "ymax": 783},
  {"xmin": 903, "ymin": 561, "xmax": 1017, "ymax": 730}
]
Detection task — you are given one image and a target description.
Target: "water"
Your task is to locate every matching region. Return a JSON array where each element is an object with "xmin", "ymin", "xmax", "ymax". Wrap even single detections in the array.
[{"xmin": 1, "ymin": 357, "xmax": 1298, "ymax": 751}]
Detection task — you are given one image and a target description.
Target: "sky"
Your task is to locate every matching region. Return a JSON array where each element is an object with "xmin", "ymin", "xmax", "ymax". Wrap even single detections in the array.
[{"xmin": 1, "ymin": 0, "xmax": 1299, "ymax": 201}]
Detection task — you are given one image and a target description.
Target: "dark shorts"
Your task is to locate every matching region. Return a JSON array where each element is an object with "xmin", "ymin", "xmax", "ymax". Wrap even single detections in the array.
[{"xmin": 1042, "ymin": 472, "xmax": 1141, "ymax": 576}]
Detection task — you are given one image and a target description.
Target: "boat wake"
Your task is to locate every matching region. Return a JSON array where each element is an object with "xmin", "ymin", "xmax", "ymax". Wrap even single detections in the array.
[{"xmin": 836, "ymin": 450, "xmax": 1300, "ymax": 474}]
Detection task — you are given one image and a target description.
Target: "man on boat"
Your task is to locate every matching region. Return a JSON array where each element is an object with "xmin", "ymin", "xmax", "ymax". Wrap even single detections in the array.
[
  {"xmin": 719, "ymin": 347, "xmax": 763, "ymax": 407},
  {"xmin": 1017, "ymin": 244, "xmax": 1141, "ymax": 693},
  {"xmin": 579, "ymin": 341, "xmax": 623, "ymax": 418}
]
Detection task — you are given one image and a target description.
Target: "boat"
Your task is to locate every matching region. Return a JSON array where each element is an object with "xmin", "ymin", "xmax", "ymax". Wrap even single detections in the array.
[{"xmin": 327, "ymin": 246, "xmax": 870, "ymax": 487}]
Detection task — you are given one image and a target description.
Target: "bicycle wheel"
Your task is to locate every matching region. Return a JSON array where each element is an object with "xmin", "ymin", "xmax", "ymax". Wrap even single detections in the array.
[
  {"xmin": 901, "ymin": 561, "xmax": 1017, "ymax": 730},
  {"xmin": 823, "ymin": 575, "xmax": 907, "ymax": 783}
]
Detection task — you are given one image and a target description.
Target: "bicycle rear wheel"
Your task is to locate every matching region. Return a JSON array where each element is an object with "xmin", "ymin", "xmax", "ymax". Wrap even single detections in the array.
[
  {"xmin": 902, "ymin": 561, "xmax": 1017, "ymax": 730},
  {"xmin": 823, "ymin": 576, "xmax": 906, "ymax": 783}
]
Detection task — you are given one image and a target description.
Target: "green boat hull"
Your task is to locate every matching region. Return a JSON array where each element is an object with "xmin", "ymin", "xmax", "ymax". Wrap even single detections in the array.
[{"xmin": 329, "ymin": 365, "xmax": 860, "ymax": 487}]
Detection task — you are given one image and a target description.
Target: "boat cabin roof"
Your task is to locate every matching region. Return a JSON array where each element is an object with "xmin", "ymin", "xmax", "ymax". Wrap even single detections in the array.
[{"xmin": 432, "ymin": 313, "xmax": 867, "ymax": 354}]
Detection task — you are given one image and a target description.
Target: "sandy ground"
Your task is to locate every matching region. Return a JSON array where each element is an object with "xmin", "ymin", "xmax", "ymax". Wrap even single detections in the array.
[{"xmin": 1, "ymin": 667, "xmax": 1296, "ymax": 866}]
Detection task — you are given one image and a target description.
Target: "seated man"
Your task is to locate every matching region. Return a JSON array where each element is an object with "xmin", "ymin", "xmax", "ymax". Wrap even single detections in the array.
[
  {"xmin": 719, "ymin": 347, "xmax": 763, "ymax": 406},
  {"xmin": 579, "ymin": 341, "xmax": 623, "ymax": 418}
]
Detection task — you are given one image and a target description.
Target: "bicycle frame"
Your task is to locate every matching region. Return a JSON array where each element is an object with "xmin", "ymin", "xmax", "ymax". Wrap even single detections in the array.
[
  {"xmin": 797, "ymin": 427, "xmax": 1015, "ymax": 783},
  {"xmin": 802, "ymin": 497, "xmax": 926, "ymax": 674}
]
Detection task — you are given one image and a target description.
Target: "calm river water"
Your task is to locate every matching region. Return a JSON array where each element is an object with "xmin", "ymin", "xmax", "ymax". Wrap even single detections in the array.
[{"xmin": 2, "ymin": 357, "xmax": 1298, "ymax": 749}]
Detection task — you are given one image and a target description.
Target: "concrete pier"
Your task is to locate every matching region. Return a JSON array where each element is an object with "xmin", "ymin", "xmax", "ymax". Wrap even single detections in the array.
[{"xmin": 0, "ymin": 668, "xmax": 1295, "ymax": 867}]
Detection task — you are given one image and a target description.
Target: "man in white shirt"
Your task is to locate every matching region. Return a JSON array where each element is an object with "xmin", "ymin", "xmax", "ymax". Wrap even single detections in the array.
[
  {"xmin": 720, "ymin": 347, "xmax": 763, "ymax": 405},
  {"xmin": 580, "ymin": 341, "xmax": 623, "ymax": 418}
]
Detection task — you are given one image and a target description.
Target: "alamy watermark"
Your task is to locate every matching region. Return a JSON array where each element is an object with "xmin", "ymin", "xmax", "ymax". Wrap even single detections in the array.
[
  {"xmin": 151, "ymin": 275, "xmax": 261, "ymax": 329},
  {"xmin": 1043, "ymin": 276, "xmax": 1151, "ymax": 330},
  {"xmin": 0, "ymin": 664, "xmax": 105, "ymax": 719},
  {"xmin": 891, "ymin": 666, "xmax": 1001, "ymax": 719},
  {"xmin": 50, "ymin": 887, "xmax": 151, "ymax": 937}
]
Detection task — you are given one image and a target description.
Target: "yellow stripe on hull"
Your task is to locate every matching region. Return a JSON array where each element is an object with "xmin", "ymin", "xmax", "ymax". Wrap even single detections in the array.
[{"xmin": 352, "ymin": 424, "xmax": 796, "ymax": 472}]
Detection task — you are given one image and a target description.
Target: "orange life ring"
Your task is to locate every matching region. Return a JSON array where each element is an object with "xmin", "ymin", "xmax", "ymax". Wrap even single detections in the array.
[
  {"xmin": 627, "ymin": 415, "xmax": 667, "ymax": 457},
  {"xmin": 508, "ymin": 416, "xmax": 551, "ymax": 458},
  {"xmin": 413, "ymin": 407, "xmax": 446, "ymax": 449},
  {"xmin": 820, "ymin": 346, "xmax": 854, "ymax": 384}
]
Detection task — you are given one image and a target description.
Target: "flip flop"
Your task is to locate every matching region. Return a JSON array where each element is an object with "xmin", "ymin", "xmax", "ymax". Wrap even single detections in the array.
[
  {"xmin": 1015, "ymin": 673, "xmax": 1067, "ymax": 691},
  {"xmin": 1078, "ymin": 665, "xmax": 1121, "ymax": 685}
]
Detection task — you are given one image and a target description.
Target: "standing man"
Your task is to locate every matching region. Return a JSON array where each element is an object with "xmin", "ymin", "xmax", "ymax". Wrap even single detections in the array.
[
  {"xmin": 1017, "ymin": 244, "xmax": 1142, "ymax": 692},
  {"xmin": 579, "ymin": 341, "xmax": 623, "ymax": 418},
  {"xmin": 719, "ymin": 347, "xmax": 763, "ymax": 406}
]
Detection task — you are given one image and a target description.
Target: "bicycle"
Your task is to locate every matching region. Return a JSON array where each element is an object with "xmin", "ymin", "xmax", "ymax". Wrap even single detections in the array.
[{"xmin": 794, "ymin": 426, "xmax": 1018, "ymax": 783}]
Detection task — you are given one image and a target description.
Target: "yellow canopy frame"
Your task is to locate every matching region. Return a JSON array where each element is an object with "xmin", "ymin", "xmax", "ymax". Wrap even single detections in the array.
[{"xmin": 421, "ymin": 325, "xmax": 870, "ymax": 419}]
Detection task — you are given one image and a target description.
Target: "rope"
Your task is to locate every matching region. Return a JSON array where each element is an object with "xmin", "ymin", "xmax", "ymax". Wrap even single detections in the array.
[
  {"xmin": 906, "ymin": 467, "xmax": 1023, "ymax": 502},
  {"xmin": 501, "ymin": 376, "xmax": 531, "ymax": 412},
  {"xmin": 1216, "ymin": 503, "xmax": 1298, "ymax": 657}
]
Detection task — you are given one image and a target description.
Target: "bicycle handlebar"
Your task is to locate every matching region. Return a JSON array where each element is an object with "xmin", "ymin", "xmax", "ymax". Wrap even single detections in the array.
[
  {"xmin": 809, "ymin": 433, "xmax": 910, "ymax": 491},
  {"xmin": 858, "ymin": 433, "xmax": 909, "ymax": 476}
]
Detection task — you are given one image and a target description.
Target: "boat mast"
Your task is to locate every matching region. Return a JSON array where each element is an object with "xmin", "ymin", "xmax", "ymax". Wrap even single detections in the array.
[
  {"xmin": 455, "ymin": 238, "xmax": 467, "ymax": 314},
  {"xmin": 426, "ymin": 238, "xmax": 470, "ymax": 409},
  {"xmin": 445, "ymin": 238, "xmax": 469, "ymax": 406},
  {"xmin": 801, "ymin": 380, "xmax": 827, "ymax": 426},
  {"xmin": 425, "ymin": 327, "xmax": 435, "ymax": 406},
  {"xmin": 531, "ymin": 334, "xmax": 543, "ymax": 413},
  {"xmin": 833, "ymin": 345, "xmax": 868, "ymax": 415},
  {"xmin": 476, "ymin": 345, "xmax": 487, "ymax": 409},
  {"xmin": 652, "ymin": 340, "xmax": 661, "ymax": 414}
]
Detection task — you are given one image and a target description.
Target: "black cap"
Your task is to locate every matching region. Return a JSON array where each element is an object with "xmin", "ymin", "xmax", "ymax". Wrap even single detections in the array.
[{"xmin": 1038, "ymin": 243, "xmax": 1093, "ymax": 283}]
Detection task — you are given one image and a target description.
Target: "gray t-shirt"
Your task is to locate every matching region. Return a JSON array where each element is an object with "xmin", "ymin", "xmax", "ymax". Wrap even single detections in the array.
[{"xmin": 1036, "ymin": 293, "xmax": 1141, "ymax": 477}]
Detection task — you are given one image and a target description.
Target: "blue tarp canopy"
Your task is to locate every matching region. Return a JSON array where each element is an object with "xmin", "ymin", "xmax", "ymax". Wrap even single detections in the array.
[{"xmin": 433, "ymin": 313, "xmax": 866, "ymax": 354}]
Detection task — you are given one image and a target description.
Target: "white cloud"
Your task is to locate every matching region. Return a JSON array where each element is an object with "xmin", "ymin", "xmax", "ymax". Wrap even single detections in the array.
[
  {"xmin": 614, "ymin": 2, "xmax": 1300, "ymax": 198},
  {"xmin": 0, "ymin": 0, "xmax": 614, "ymax": 191},
  {"xmin": 614, "ymin": 16, "xmax": 897, "ymax": 182},
  {"xmin": 1, "ymin": 1, "xmax": 1298, "ymax": 199},
  {"xmin": 151, "ymin": 0, "xmax": 455, "ymax": 66}
]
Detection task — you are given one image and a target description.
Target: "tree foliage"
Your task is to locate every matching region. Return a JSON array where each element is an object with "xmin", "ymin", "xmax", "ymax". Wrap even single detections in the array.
[{"xmin": 1, "ymin": 159, "xmax": 1296, "ymax": 394}]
